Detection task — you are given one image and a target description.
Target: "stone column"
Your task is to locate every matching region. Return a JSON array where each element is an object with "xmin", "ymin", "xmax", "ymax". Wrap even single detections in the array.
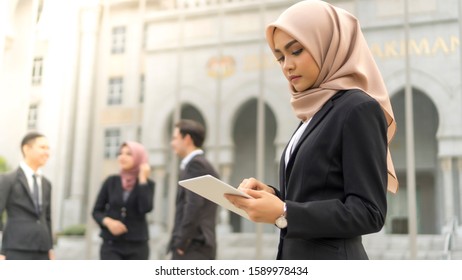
[
  {"xmin": 0, "ymin": 0, "xmax": 7, "ymax": 71},
  {"xmin": 441, "ymin": 157, "xmax": 454, "ymax": 231},
  {"xmin": 63, "ymin": 5, "xmax": 101, "ymax": 228},
  {"xmin": 217, "ymin": 164, "xmax": 232, "ymax": 233},
  {"xmin": 151, "ymin": 166, "xmax": 167, "ymax": 236},
  {"xmin": 458, "ymin": 157, "xmax": 462, "ymax": 229}
]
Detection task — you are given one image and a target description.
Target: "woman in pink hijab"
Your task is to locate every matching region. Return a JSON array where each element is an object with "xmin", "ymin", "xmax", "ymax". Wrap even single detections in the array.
[
  {"xmin": 226, "ymin": 0, "xmax": 397, "ymax": 259},
  {"xmin": 92, "ymin": 141, "xmax": 155, "ymax": 260}
]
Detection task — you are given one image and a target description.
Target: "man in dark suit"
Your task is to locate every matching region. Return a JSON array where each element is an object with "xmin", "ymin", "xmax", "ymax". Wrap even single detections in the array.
[
  {"xmin": 168, "ymin": 119, "xmax": 219, "ymax": 260},
  {"xmin": 0, "ymin": 132, "xmax": 54, "ymax": 260}
]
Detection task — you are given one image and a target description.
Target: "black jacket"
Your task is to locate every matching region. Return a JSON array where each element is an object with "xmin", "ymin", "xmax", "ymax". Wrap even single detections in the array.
[
  {"xmin": 0, "ymin": 168, "xmax": 53, "ymax": 253},
  {"xmin": 276, "ymin": 89, "xmax": 388, "ymax": 260},
  {"xmin": 170, "ymin": 154, "xmax": 219, "ymax": 257},
  {"xmin": 92, "ymin": 175, "xmax": 155, "ymax": 241}
]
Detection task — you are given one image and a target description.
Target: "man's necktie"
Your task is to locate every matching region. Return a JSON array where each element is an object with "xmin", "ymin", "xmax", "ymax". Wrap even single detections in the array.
[{"xmin": 32, "ymin": 174, "xmax": 40, "ymax": 215}]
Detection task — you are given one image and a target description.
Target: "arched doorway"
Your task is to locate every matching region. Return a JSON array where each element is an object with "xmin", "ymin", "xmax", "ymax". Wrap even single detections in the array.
[
  {"xmin": 388, "ymin": 88, "xmax": 439, "ymax": 234},
  {"xmin": 165, "ymin": 103, "xmax": 206, "ymax": 138},
  {"xmin": 229, "ymin": 98, "xmax": 277, "ymax": 232}
]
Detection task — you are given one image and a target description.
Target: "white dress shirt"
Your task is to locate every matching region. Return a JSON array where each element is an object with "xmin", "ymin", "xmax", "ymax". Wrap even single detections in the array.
[
  {"xmin": 285, "ymin": 119, "xmax": 312, "ymax": 167},
  {"xmin": 180, "ymin": 149, "xmax": 204, "ymax": 170}
]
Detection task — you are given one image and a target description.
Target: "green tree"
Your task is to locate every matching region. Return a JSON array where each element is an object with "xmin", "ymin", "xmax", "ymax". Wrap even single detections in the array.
[{"xmin": 0, "ymin": 156, "xmax": 8, "ymax": 173}]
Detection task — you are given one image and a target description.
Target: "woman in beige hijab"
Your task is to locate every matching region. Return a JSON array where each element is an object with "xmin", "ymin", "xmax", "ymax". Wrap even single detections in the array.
[{"xmin": 226, "ymin": 0, "xmax": 397, "ymax": 259}]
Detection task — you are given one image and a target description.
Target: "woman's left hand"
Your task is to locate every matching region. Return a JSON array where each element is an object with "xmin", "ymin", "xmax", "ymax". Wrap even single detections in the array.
[{"xmin": 225, "ymin": 189, "xmax": 284, "ymax": 224}]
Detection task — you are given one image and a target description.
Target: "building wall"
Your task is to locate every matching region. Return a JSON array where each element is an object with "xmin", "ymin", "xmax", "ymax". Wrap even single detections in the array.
[{"xmin": 140, "ymin": 0, "xmax": 462, "ymax": 234}]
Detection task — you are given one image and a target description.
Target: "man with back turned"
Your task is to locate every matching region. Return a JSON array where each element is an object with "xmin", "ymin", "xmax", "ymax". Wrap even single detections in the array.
[{"xmin": 168, "ymin": 119, "xmax": 219, "ymax": 260}]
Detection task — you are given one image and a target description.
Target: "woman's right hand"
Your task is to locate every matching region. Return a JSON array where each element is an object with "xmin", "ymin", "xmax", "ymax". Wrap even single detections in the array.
[
  {"xmin": 138, "ymin": 163, "xmax": 151, "ymax": 184},
  {"xmin": 103, "ymin": 217, "xmax": 128, "ymax": 236}
]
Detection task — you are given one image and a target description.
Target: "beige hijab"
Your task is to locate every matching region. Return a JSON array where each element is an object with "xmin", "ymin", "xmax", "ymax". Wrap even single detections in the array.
[{"xmin": 266, "ymin": 0, "xmax": 398, "ymax": 193}]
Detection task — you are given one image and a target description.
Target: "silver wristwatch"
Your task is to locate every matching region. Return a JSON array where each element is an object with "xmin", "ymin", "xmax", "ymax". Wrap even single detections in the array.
[{"xmin": 275, "ymin": 203, "xmax": 288, "ymax": 229}]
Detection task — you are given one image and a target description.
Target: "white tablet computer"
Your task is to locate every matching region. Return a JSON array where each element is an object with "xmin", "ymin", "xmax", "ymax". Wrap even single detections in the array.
[{"xmin": 179, "ymin": 174, "xmax": 253, "ymax": 220}]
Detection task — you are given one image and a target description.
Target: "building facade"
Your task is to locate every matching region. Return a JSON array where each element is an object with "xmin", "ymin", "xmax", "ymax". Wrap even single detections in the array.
[{"xmin": 2, "ymin": 0, "xmax": 462, "ymax": 258}]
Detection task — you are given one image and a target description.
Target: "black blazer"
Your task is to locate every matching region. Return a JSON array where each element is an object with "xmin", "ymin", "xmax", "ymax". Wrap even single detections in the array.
[
  {"xmin": 0, "ymin": 168, "xmax": 53, "ymax": 253},
  {"xmin": 170, "ymin": 154, "xmax": 219, "ymax": 257},
  {"xmin": 276, "ymin": 89, "xmax": 388, "ymax": 260},
  {"xmin": 92, "ymin": 175, "xmax": 155, "ymax": 242}
]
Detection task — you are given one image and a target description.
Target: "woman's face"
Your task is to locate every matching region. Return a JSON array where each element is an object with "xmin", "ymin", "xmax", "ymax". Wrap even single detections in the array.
[
  {"xmin": 272, "ymin": 28, "xmax": 320, "ymax": 92},
  {"xmin": 118, "ymin": 145, "xmax": 135, "ymax": 170}
]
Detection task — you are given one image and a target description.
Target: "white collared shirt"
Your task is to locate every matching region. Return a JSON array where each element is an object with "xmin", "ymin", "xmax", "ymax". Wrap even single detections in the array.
[
  {"xmin": 20, "ymin": 161, "xmax": 42, "ymax": 206},
  {"xmin": 285, "ymin": 118, "xmax": 312, "ymax": 166},
  {"xmin": 180, "ymin": 149, "xmax": 204, "ymax": 170}
]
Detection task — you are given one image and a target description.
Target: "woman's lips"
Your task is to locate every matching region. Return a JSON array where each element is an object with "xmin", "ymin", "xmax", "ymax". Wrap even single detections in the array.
[{"xmin": 289, "ymin": 75, "xmax": 301, "ymax": 82}]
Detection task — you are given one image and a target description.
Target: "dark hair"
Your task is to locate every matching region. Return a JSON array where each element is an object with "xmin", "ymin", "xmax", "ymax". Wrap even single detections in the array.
[
  {"xmin": 175, "ymin": 119, "xmax": 205, "ymax": 148},
  {"xmin": 21, "ymin": 131, "xmax": 45, "ymax": 156}
]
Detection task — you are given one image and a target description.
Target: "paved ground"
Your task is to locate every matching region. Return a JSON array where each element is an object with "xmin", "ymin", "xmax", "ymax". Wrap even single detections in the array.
[{"xmin": 4, "ymin": 231, "xmax": 462, "ymax": 260}]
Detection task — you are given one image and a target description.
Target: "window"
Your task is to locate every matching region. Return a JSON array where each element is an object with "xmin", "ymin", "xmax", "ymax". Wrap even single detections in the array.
[
  {"xmin": 136, "ymin": 126, "xmax": 142, "ymax": 142},
  {"xmin": 139, "ymin": 75, "xmax": 145, "ymax": 103},
  {"xmin": 36, "ymin": 0, "xmax": 44, "ymax": 23},
  {"xmin": 104, "ymin": 128, "xmax": 121, "ymax": 159},
  {"xmin": 32, "ymin": 57, "xmax": 43, "ymax": 85},
  {"xmin": 111, "ymin": 26, "xmax": 126, "ymax": 54},
  {"xmin": 27, "ymin": 104, "xmax": 39, "ymax": 129},
  {"xmin": 108, "ymin": 77, "xmax": 123, "ymax": 105},
  {"xmin": 142, "ymin": 25, "xmax": 147, "ymax": 50}
]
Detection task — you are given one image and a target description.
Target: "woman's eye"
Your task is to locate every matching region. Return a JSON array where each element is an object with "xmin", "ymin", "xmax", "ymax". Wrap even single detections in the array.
[
  {"xmin": 292, "ymin": 49, "xmax": 303, "ymax": 56},
  {"xmin": 276, "ymin": 56, "xmax": 284, "ymax": 63}
]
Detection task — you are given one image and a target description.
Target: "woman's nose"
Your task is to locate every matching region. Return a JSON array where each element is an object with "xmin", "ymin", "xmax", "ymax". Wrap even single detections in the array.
[{"xmin": 282, "ymin": 58, "xmax": 294, "ymax": 72}]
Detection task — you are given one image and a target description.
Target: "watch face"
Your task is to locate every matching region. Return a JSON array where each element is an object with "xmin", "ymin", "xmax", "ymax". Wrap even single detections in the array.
[{"xmin": 275, "ymin": 216, "xmax": 288, "ymax": 229}]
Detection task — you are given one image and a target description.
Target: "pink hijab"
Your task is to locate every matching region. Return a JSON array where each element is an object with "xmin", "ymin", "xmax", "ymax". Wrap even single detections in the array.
[
  {"xmin": 265, "ymin": 0, "xmax": 398, "ymax": 193},
  {"xmin": 119, "ymin": 141, "xmax": 149, "ymax": 191}
]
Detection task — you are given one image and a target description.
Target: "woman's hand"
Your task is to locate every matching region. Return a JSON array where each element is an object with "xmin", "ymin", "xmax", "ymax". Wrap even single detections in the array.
[
  {"xmin": 103, "ymin": 217, "xmax": 128, "ymax": 236},
  {"xmin": 138, "ymin": 163, "xmax": 151, "ymax": 184},
  {"xmin": 238, "ymin": 177, "xmax": 275, "ymax": 195},
  {"xmin": 226, "ymin": 178, "xmax": 284, "ymax": 224}
]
